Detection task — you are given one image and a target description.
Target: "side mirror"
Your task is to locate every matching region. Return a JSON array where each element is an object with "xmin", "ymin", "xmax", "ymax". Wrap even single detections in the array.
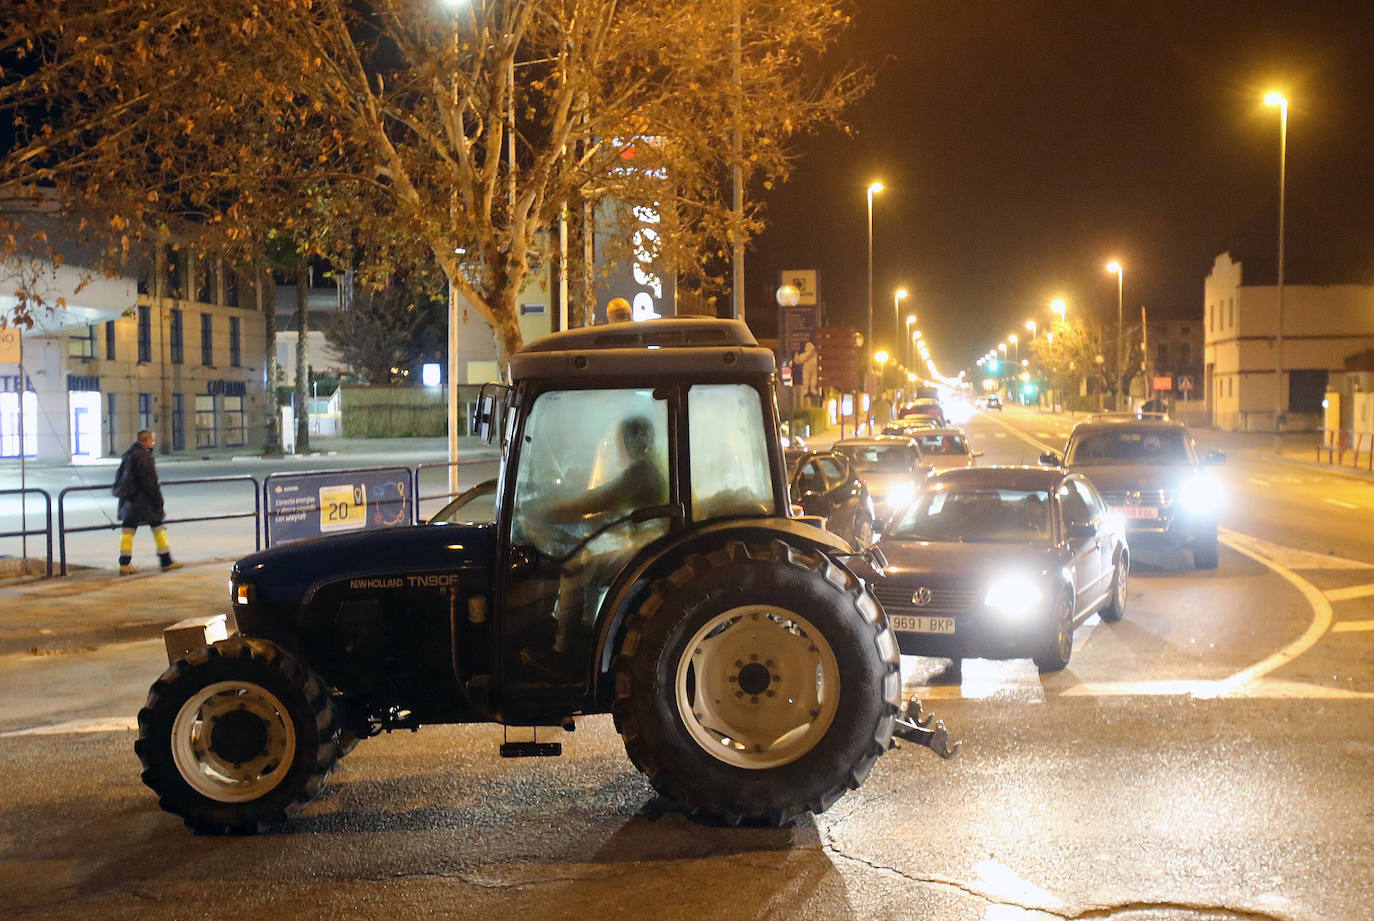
[
  {"xmin": 790, "ymin": 503, "xmax": 805, "ymax": 517},
  {"xmin": 972, "ymin": 450, "xmax": 984, "ymax": 458},
  {"xmin": 1066, "ymin": 521, "xmax": 1096, "ymax": 539},
  {"xmin": 1039, "ymin": 452, "xmax": 1063, "ymax": 466},
  {"xmin": 1203, "ymin": 450, "xmax": 1227, "ymax": 466}
]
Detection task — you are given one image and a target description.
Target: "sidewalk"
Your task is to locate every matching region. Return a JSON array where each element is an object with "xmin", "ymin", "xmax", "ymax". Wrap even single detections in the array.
[{"xmin": 0, "ymin": 559, "xmax": 231, "ymax": 656}]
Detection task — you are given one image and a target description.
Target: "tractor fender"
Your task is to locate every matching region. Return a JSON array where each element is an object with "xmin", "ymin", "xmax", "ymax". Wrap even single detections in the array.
[{"xmin": 588, "ymin": 517, "xmax": 860, "ymax": 701}]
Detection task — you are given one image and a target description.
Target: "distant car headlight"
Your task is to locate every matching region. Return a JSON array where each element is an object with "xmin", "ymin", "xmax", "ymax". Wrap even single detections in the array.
[
  {"xmin": 883, "ymin": 481, "xmax": 916, "ymax": 511},
  {"xmin": 1177, "ymin": 475, "xmax": 1222, "ymax": 515},
  {"xmin": 983, "ymin": 573, "xmax": 1043, "ymax": 621}
]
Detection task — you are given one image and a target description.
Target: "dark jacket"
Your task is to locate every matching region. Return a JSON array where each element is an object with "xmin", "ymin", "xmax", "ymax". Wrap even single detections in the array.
[{"xmin": 116, "ymin": 442, "xmax": 166, "ymax": 526}]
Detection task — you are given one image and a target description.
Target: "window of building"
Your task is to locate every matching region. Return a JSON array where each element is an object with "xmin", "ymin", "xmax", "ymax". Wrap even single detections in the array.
[
  {"xmin": 201, "ymin": 313, "xmax": 214, "ymax": 366},
  {"xmin": 164, "ymin": 246, "xmax": 185, "ymax": 297},
  {"xmin": 1228, "ymin": 297, "xmax": 1234, "ymax": 328},
  {"xmin": 105, "ymin": 322, "xmax": 116, "ymax": 360},
  {"xmin": 1227, "ymin": 378, "xmax": 1233, "ymax": 397},
  {"xmin": 169, "ymin": 308, "xmax": 184, "ymax": 364},
  {"xmin": 106, "ymin": 393, "xmax": 119, "ymax": 455},
  {"xmin": 68, "ymin": 325, "xmax": 96, "ymax": 359},
  {"xmin": 1180, "ymin": 324, "xmax": 1190, "ymax": 335},
  {"xmin": 223, "ymin": 395, "xmax": 245, "ymax": 446},
  {"xmin": 138, "ymin": 305, "xmax": 152, "ymax": 363},
  {"xmin": 224, "ymin": 266, "xmax": 239, "ymax": 307},
  {"xmin": 139, "ymin": 393, "xmax": 153, "ymax": 433},
  {"xmin": 195, "ymin": 394, "xmax": 216, "ymax": 448},
  {"xmin": 1206, "ymin": 304, "xmax": 1213, "ymax": 333},
  {"xmin": 171, "ymin": 394, "xmax": 185, "ymax": 451},
  {"xmin": 229, "ymin": 316, "xmax": 241, "ymax": 367},
  {"xmin": 196, "ymin": 258, "xmax": 215, "ymax": 304},
  {"xmin": 1289, "ymin": 370, "xmax": 1328, "ymax": 414}
]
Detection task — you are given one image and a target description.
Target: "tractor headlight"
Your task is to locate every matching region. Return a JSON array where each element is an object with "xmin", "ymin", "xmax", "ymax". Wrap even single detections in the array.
[
  {"xmin": 1177, "ymin": 475, "xmax": 1221, "ymax": 515},
  {"xmin": 983, "ymin": 573, "xmax": 1043, "ymax": 621}
]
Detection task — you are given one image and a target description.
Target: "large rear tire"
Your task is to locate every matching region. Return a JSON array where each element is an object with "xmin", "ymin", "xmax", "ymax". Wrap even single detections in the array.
[
  {"xmin": 135, "ymin": 637, "xmax": 340, "ymax": 834},
  {"xmin": 612, "ymin": 540, "xmax": 901, "ymax": 826}
]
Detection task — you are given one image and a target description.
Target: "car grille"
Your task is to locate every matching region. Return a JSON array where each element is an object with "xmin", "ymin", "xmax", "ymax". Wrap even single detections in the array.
[
  {"xmin": 872, "ymin": 583, "xmax": 979, "ymax": 615},
  {"xmin": 1099, "ymin": 489, "xmax": 1171, "ymax": 507}
]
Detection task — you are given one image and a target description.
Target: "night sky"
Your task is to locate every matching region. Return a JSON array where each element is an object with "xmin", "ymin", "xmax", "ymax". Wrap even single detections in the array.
[{"xmin": 746, "ymin": 0, "xmax": 1374, "ymax": 372}]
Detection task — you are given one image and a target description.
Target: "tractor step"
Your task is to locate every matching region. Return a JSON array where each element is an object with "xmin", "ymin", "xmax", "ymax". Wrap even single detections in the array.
[{"xmin": 499, "ymin": 741, "xmax": 562, "ymax": 758}]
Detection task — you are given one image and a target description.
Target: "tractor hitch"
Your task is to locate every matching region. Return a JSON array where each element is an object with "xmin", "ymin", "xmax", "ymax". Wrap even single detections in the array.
[{"xmin": 891, "ymin": 697, "xmax": 961, "ymax": 759}]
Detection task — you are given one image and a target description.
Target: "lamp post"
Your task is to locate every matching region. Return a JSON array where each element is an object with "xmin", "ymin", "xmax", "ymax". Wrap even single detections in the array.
[
  {"xmin": 1025, "ymin": 319, "xmax": 1037, "ymax": 339},
  {"xmin": 903, "ymin": 310, "xmax": 916, "ymax": 367},
  {"xmin": 1008, "ymin": 333, "xmax": 1018, "ymax": 363},
  {"xmin": 1266, "ymin": 91, "xmax": 1289, "ymax": 451},
  {"xmin": 1051, "ymin": 298, "xmax": 1067, "ymax": 324},
  {"xmin": 893, "ymin": 287, "xmax": 909, "ymax": 361},
  {"xmin": 866, "ymin": 182, "xmax": 884, "ymax": 386},
  {"xmin": 1106, "ymin": 261, "xmax": 1124, "ymax": 409}
]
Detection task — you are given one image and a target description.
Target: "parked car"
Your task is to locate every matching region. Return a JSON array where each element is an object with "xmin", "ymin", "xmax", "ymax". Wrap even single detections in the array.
[
  {"xmin": 984, "ymin": 394, "xmax": 1003, "ymax": 411},
  {"xmin": 872, "ymin": 466, "xmax": 1128, "ymax": 673},
  {"xmin": 832, "ymin": 436, "xmax": 930, "ymax": 524},
  {"xmin": 898, "ymin": 398, "xmax": 947, "ymax": 426},
  {"xmin": 907, "ymin": 428, "xmax": 982, "ymax": 473},
  {"xmin": 787, "ymin": 450, "xmax": 875, "ymax": 546},
  {"xmin": 882, "ymin": 417, "xmax": 941, "ymax": 436},
  {"xmin": 1041, "ymin": 417, "xmax": 1224, "ymax": 569}
]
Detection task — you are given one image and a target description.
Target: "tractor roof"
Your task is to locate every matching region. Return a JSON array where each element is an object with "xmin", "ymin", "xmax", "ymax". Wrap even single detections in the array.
[{"xmin": 509, "ymin": 317, "xmax": 776, "ymax": 382}]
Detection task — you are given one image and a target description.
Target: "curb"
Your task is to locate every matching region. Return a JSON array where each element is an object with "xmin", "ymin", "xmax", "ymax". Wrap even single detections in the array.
[
  {"xmin": 1, "ymin": 618, "xmax": 176, "ymax": 657},
  {"xmin": 1268, "ymin": 452, "xmax": 1374, "ymax": 484}
]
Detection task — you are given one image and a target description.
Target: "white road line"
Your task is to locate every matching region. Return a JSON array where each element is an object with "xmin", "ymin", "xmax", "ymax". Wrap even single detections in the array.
[
  {"xmin": 1324, "ymin": 498, "xmax": 1359, "ymax": 510},
  {"xmin": 1333, "ymin": 620, "xmax": 1374, "ymax": 632},
  {"xmin": 1324, "ymin": 583, "xmax": 1374, "ymax": 603},
  {"xmin": 1036, "ymin": 432, "xmax": 1053, "ymax": 438},
  {"xmin": 1249, "ymin": 477, "xmax": 1270, "ymax": 486},
  {"xmin": 0, "ymin": 716, "xmax": 139, "ymax": 737}
]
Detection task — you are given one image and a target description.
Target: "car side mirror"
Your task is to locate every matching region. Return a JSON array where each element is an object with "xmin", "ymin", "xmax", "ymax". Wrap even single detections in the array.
[
  {"xmin": 1203, "ymin": 450, "xmax": 1226, "ymax": 466},
  {"xmin": 1039, "ymin": 452, "xmax": 1063, "ymax": 466},
  {"xmin": 972, "ymin": 450, "xmax": 984, "ymax": 458},
  {"xmin": 1066, "ymin": 521, "xmax": 1096, "ymax": 539}
]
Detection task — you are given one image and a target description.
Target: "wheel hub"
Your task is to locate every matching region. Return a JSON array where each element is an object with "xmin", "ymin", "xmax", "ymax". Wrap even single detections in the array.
[
  {"xmin": 737, "ymin": 662, "xmax": 772, "ymax": 696},
  {"xmin": 209, "ymin": 708, "xmax": 270, "ymax": 765}
]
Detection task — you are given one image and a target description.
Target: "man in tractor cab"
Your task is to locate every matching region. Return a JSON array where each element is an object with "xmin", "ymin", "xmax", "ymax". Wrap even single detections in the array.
[{"xmin": 520, "ymin": 414, "xmax": 668, "ymax": 675}]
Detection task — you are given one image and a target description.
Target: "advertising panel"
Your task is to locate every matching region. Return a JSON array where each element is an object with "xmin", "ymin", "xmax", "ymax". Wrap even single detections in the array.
[{"xmin": 265, "ymin": 467, "xmax": 414, "ymax": 546}]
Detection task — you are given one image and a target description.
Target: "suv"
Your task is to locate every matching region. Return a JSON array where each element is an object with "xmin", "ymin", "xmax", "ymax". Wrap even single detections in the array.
[
  {"xmin": 135, "ymin": 318, "xmax": 954, "ymax": 835},
  {"xmin": 1041, "ymin": 417, "xmax": 1225, "ymax": 569}
]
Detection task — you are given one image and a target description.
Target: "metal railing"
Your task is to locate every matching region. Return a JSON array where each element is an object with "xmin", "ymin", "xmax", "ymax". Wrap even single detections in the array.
[
  {"xmin": 58, "ymin": 475, "xmax": 261, "ymax": 575},
  {"xmin": 0, "ymin": 488, "xmax": 54, "ymax": 577},
  {"xmin": 412, "ymin": 459, "xmax": 498, "ymax": 523},
  {"xmin": 1319, "ymin": 429, "xmax": 1374, "ymax": 471}
]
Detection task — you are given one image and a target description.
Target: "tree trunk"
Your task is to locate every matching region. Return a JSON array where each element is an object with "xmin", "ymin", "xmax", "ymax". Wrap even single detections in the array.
[
  {"xmin": 294, "ymin": 258, "xmax": 311, "ymax": 453},
  {"xmin": 260, "ymin": 263, "xmax": 282, "ymax": 455}
]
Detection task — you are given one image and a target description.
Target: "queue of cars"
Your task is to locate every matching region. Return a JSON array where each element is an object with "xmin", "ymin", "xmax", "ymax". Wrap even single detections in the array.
[{"xmin": 788, "ymin": 399, "xmax": 1222, "ymax": 678}]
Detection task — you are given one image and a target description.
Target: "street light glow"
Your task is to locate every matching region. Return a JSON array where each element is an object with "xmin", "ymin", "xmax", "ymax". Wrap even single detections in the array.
[
  {"xmin": 874, "ymin": 350, "xmax": 889, "ymax": 364},
  {"xmin": 1265, "ymin": 91, "xmax": 1287, "ymax": 107},
  {"xmin": 868, "ymin": 181, "xmax": 885, "ymax": 194},
  {"xmin": 895, "ymin": 288, "xmax": 909, "ymax": 301},
  {"xmin": 1106, "ymin": 260, "xmax": 1122, "ymax": 275},
  {"xmin": 1008, "ymin": 334, "xmax": 1017, "ymax": 344},
  {"xmin": 1051, "ymin": 298, "xmax": 1067, "ymax": 317}
]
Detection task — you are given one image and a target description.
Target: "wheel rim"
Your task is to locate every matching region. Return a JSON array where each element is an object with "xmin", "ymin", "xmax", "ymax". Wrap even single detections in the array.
[
  {"xmin": 171, "ymin": 680, "xmax": 297, "ymax": 803},
  {"xmin": 1114, "ymin": 558, "xmax": 1127, "ymax": 611},
  {"xmin": 674, "ymin": 605, "xmax": 841, "ymax": 770},
  {"xmin": 1055, "ymin": 598, "xmax": 1073, "ymax": 662}
]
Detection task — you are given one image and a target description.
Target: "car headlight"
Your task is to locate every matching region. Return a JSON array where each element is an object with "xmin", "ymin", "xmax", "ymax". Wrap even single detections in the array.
[
  {"xmin": 1177, "ymin": 475, "xmax": 1222, "ymax": 515},
  {"xmin": 983, "ymin": 573, "xmax": 1043, "ymax": 621},
  {"xmin": 884, "ymin": 481, "xmax": 916, "ymax": 511}
]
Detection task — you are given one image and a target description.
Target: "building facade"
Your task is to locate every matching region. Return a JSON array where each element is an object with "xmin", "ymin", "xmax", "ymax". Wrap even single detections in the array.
[
  {"xmin": 1203, "ymin": 251, "xmax": 1374, "ymax": 432},
  {"xmin": 2, "ymin": 247, "xmax": 269, "ymax": 461}
]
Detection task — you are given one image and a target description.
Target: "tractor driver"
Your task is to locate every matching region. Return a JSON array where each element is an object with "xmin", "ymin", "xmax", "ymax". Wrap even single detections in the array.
[{"xmin": 521, "ymin": 414, "xmax": 668, "ymax": 675}]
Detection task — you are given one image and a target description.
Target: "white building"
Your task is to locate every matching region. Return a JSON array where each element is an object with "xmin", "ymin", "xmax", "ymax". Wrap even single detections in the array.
[{"xmin": 1203, "ymin": 251, "xmax": 1374, "ymax": 432}]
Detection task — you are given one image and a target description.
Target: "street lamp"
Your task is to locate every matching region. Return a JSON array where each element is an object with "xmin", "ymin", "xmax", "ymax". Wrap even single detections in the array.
[
  {"xmin": 1008, "ymin": 333, "xmax": 1018, "ymax": 363},
  {"xmin": 1106, "ymin": 261, "xmax": 1124, "ymax": 409},
  {"xmin": 1266, "ymin": 91, "xmax": 1289, "ymax": 451},
  {"xmin": 903, "ymin": 310, "xmax": 915, "ymax": 366},
  {"xmin": 1051, "ymin": 298, "xmax": 1067, "ymax": 323},
  {"xmin": 1025, "ymin": 319, "xmax": 1037, "ymax": 339},
  {"xmin": 866, "ymin": 182, "xmax": 884, "ymax": 383},
  {"xmin": 893, "ymin": 287, "xmax": 909, "ymax": 359}
]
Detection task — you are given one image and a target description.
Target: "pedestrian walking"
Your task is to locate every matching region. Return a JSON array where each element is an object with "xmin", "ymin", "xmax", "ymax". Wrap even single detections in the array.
[{"xmin": 112, "ymin": 429, "xmax": 183, "ymax": 575}]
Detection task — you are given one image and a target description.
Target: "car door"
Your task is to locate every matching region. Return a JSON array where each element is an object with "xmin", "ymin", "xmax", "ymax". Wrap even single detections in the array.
[
  {"xmin": 1057, "ymin": 478, "xmax": 1102, "ymax": 615},
  {"xmin": 817, "ymin": 454, "xmax": 860, "ymax": 536},
  {"xmin": 790, "ymin": 455, "xmax": 832, "ymax": 519},
  {"xmin": 1076, "ymin": 478, "xmax": 1117, "ymax": 592}
]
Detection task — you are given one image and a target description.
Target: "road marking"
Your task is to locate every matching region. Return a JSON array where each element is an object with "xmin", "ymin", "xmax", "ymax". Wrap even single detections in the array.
[
  {"xmin": 1213, "ymin": 528, "xmax": 1332, "ymax": 695},
  {"xmin": 992, "ymin": 432, "xmax": 1006, "ymax": 438},
  {"xmin": 1332, "ymin": 620, "xmax": 1374, "ymax": 633},
  {"xmin": 1325, "ymin": 583, "xmax": 1374, "ymax": 603},
  {"xmin": 1036, "ymin": 432, "xmax": 1053, "ymax": 438},
  {"xmin": 1324, "ymin": 498, "xmax": 1359, "ymax": 510},
  {"xmin": 1222, "ymin": 531, "xmax": 1374, "ymax": 571},
  {"xmin": 0, "ymin": 716, "xmax": 139, "ymax": 737},
  {"xmin": 1249, "ymin": 476, "xmax": 1270, "ymax": 486}
]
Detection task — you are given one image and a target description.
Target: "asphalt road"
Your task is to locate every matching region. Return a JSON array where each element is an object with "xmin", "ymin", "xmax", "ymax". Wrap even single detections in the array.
[{"xmin": 2, "ymin": 407, "xmax": 1372, "ymax": 921}]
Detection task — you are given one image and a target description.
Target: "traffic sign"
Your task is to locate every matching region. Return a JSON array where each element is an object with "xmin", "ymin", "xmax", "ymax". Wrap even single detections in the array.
[
  {"xmin": 1153, "ymin": 375, "xmax": 1174, "ymax": 391},
  {"xmin": 1178, "ymin": 375, "xmax": 1194, "ymax": 392}
]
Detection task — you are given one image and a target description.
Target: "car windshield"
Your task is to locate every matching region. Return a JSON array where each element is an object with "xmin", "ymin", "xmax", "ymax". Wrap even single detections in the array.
[
  {"xmin": 1067, "ymin": 428, "xmax": 1194, "ymax": 465},
  {"xmin": 888, "ymin": 485, "xmax": 1052, "ymax": 543},
  {"xmin": 837, "ymin": 444, "xmax": 917, "ymax": 473},
  {"xmin": 914, "ymin": 434, "xmax": 968, "ymax": 456}
]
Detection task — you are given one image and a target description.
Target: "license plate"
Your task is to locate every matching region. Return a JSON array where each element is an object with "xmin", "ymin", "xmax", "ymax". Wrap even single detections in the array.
[
  {"xmin": 1118, "ymin": 506, "xmax": 1159, "ymax": 519},
  {"xmin": 889, "ymin": 615, "xmax": 956, "ymax": 634}
]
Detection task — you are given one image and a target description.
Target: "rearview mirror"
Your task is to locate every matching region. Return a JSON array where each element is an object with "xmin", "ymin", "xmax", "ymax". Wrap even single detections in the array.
[
  {"xmin": 1039, "ymin": 452, "xmax": 1063, "ymax": 466},
  {"xmin": 1203, "ymin": 450, "xmax": 1227, "ymax": 466}
]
